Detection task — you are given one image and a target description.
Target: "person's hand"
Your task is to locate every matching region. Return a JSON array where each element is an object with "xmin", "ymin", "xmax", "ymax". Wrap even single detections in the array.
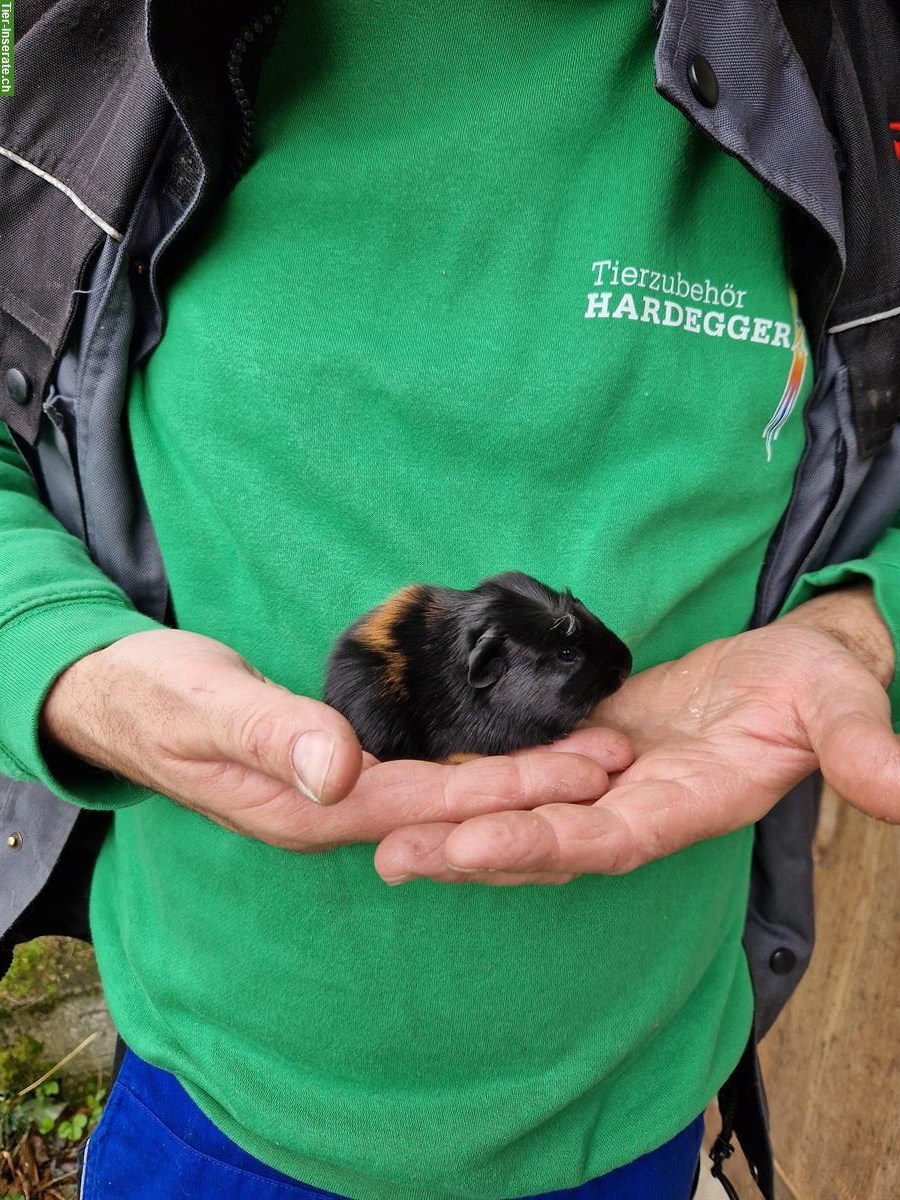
[
  {"xmin": 39, "ymin": 629, "xmax": 633, "ymax": 852},
  {"xmin": 374, "ymin": 584, "xmax": 899, "ymax": 885}
]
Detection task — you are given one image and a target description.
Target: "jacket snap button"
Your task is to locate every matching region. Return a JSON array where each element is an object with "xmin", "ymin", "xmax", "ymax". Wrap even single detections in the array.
[
  {"xmin": 4, "ymin": 367, "xmax": 31, "ymax": 407},
  {"xmin": 769, "ymin": 947, "xmax": 796, "ymax": 975},
  {"xmin": 6, "ymin": 832, "xmax": 23, "ymax": 851},
  {"xmin": 688, "ymin": 54, "xmax": 719, "ymax": 108}
]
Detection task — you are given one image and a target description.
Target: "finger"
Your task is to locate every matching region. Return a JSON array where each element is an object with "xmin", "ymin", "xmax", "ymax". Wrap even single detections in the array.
[
  {"xmin": 413, "ymin": 777, "xmax": 747, "ymax": 877},
  {"xmin": 373, "ymin": 821, "xmax": 576, "ymax": 886},
  {"xmin": 443, "ymin": 804, "xmax": 639, "ymax": 875},
  {"xmin": 351, "ymin": 748, "xmax": 610, "ymax": 831},
  {"xmin": 178, "ymin": 666, "xmax": 364, "ymax": 805},
  {"xmin": 509, "ymin": 725, "xmax": 634, "ymax": 773},
  {"xmin": 282, "ymin": 748, "xmax": 610, "ymax": 851},
  {"xmin": 803, "ymin": 674, "xmax": 900, "ymax": 821},
  {"xmin": 300, "ymin": 748, "xmax": 611, "ymax": 847}
]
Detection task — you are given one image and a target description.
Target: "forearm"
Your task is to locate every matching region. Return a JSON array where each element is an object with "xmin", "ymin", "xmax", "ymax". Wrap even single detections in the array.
[
  {"xmin": 0, "ymin": 425, "xmax": 163, "ymax": 791},
  {"xmin": 778, "ymin": 520, "xmax": 900, "ymax": 729},
  {"xmin": 778, "ymin": 582, "xmax": 895, "ymax": 690}
]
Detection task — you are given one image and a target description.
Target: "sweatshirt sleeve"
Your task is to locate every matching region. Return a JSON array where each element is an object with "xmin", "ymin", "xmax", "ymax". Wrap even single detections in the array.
[
  {"xmin": 0, "ymin": 423, "xmax": 166, "ymax": 808},
  {"xmin": 780, "ymin": 516, "xmax": 900, "ymax": 732}
]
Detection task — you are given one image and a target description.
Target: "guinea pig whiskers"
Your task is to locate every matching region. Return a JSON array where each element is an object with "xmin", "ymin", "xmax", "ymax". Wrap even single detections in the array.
[{"xmin": 551, "ymin": 612, "xmax": 579, "ymax": 636}]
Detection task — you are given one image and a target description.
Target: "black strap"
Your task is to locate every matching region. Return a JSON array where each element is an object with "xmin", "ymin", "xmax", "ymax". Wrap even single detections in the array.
[
  {"xmin": 714, "ymin": 1028, "xmax": 776, "ymax": 1200},
  {"xmin": 110, "ymin": 1033, "xmax": 128, "ymax": 1090},
  {"xmin": 710, "ymin": 1100, "xmax": 742, "ymax": 1200}
]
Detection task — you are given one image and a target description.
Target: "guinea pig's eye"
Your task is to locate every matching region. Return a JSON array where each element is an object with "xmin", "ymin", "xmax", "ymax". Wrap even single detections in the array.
[{"xmin": 557, "ymin": 647, "xmax": 579, "ymax": 663}]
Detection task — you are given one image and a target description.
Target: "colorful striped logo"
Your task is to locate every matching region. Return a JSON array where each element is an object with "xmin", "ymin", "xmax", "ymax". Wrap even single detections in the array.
[{"xmin": 762, "ymin": 287, "xmax": 807, "ymax": 461}]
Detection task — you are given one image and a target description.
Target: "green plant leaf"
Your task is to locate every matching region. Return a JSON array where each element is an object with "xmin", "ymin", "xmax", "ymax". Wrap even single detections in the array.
[
  {"xmin": 29, "ymin": 1099, "xmax": 65, "ymax": 1134},
  {"xmin": 85, "ymin": 1087, "xmax": 107, "ymax": 1129},
  {"xmin": 57, "ymin": 1111, "xmax": 89, "ymax": 1141}
]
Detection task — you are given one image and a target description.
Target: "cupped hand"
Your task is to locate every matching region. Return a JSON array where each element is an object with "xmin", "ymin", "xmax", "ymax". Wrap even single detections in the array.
[
  {"xmin": 373, "ymin": 585, "xmax": 900, "ymax": 885},
  {"xmin": 39, "ymin": 629, "xmax": 632, "ymax": 851}
]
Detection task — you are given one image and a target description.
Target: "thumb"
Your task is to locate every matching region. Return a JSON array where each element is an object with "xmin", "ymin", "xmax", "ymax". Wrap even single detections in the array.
[
  {"xmin": 803, "ymin": 669, "xmax": 900, "ymax": 822},
  {"xmin": 198, "ymin": 665, "xmax": 364, "ymax": 806}
]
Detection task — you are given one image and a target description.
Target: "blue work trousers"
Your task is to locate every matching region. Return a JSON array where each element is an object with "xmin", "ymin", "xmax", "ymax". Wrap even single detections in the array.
[{"xmin": 78, "ymin": 1046, "xmax": 704, "ymax": 1199}]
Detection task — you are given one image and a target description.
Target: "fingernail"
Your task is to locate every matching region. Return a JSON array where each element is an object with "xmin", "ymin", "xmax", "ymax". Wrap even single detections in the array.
[
  {"xmin": 292, "ymin": 731, "xmax": 336, "ymax": 804},
  {"xmin": 383, "ymin": 875, "xmax": 415, "ymax": 887}
]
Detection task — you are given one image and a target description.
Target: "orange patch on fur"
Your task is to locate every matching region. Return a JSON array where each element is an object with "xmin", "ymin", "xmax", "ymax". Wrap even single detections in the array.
[
  {"xmin": 441, "ymin": 752, "xmax": 483, "ymax": 765},
  {"xmin": 356, "ymin": 585, "xmax": 424, "ymax": 693}
]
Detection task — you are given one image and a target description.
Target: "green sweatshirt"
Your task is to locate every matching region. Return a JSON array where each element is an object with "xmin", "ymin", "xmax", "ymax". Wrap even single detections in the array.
[{"xmin": 1, "ymin": 2, "xmax": 899, "ymax": 1199}]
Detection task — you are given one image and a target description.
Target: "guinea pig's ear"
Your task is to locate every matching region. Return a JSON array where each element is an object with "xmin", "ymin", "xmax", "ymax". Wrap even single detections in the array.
[{"xmin": 467, "ymin": 626, "xmax": 507, "ymax": 688}]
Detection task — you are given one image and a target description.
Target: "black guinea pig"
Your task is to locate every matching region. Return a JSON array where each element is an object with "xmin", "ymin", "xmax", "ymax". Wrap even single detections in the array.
[{"xmin": 323, "ymin": 571, "xmax": 632, "ymax": 762}]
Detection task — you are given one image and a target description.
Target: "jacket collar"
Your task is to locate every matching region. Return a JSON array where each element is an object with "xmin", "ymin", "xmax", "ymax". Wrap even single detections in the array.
[{"xmin": 653, "ymin": 0, "xmax": 845, "ymax": 351}]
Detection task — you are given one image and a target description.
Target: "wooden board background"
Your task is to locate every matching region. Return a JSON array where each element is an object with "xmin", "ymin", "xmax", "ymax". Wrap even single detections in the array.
[{"xmin": 700, "ymin": 788, "xmax": 900, "ymax": 1200}]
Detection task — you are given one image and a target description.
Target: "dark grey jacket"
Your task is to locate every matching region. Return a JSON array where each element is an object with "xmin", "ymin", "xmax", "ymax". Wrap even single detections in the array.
[{"xmin": 1, "ymin": 1, "xmax": 899, "ymax": 1196}]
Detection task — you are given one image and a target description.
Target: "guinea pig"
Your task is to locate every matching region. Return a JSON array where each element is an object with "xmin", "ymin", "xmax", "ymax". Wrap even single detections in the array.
[{"xmin": 323, "ymin": 571, "xmax": 632, "ymax": 762}]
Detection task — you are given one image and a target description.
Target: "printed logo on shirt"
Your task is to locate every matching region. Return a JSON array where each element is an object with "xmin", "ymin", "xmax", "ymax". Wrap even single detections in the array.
[
  {"xmin": 761, "ymin": 288, "xmax": 808, "ymax": 461},
  {"xmin": 583, "ymin": 259, "xmax": 808, "ymax": 459}
]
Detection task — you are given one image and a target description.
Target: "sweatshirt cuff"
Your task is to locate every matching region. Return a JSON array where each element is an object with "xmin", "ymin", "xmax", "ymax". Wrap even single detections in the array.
[
  {"xmin": 781, "ymin": 554, "xmax": 900, "ymax": 733},
  {"xmin": 0, "ymin": 596, "xmax": 166, "ymax": 809}
]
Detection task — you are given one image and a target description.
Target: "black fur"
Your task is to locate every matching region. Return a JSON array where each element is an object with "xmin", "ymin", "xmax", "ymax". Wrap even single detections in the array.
[{"xmin": 323, "ymin": 571, "xmax": 632, "ymax": 761}]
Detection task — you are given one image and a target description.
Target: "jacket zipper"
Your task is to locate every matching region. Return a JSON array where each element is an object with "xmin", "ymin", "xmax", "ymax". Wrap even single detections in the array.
[{"xmin": 226, "ymin": 2, "xmax": 286, "ymax": 188}]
